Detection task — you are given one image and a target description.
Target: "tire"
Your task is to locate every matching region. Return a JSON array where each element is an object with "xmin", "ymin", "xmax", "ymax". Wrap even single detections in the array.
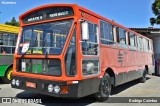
[
  {"xmin": 95, "ymin": 73, "xmax": 111, "ymax": 102},
  {"xmin": 2, "ymin": 68, "xmax": 12, "ymax": 84},
  {"xmin": 139, "ymin": 69, "xmax": 147, "ymax": 83}
]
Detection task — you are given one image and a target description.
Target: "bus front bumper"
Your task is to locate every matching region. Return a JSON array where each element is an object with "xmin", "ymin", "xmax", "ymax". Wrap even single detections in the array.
[{"xmin": 11, "ymin": 76, "xmax": 100, "ymax": 98}]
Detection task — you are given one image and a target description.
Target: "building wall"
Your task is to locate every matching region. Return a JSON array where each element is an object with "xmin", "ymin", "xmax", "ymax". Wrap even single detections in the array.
[{"xmin": 153, "ymin": 36, "xmax": 160, "ymax": 60}]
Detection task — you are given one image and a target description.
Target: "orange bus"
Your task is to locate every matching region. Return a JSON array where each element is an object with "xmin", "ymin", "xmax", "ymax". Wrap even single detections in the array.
[{"xmin": 11, "ymin": 4, "xmax": 154, "ymax": 101}]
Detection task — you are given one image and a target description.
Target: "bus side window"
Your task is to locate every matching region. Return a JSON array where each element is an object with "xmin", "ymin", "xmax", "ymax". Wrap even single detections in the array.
[
  {"xmin": 135, "ymin": 35, "xmax": 138, "ymax": 48},
  {"xmin": 125, "ymin": 32, "xmax": 129, "ymax": 45},
  {"xmin": 146, "ymin": 39, "xmax": 149, "ymax": 52},
  {"xmin": 0, "ymin": 33, "xmax": 3, "ymax": 45},
  {"xmin": 140, "ymin": 37, "xmax": 143, "ymax": 51},
  {"xmin": 100, "ymin": 20, "xmax": 115, "ymax": 45},
  {"xmin": 0, "ymin": 33, "xmax": 2, "ymax": 53},
  {"xmin": 142, "ymin": 38, "xmax": 148, "ymax": 52},
  {"xmin": 2, "ymin": 34, "xmax": 12, "ymax": 54},
  {"xmin": 128, "ymin": 32, "xmax": 135, "ymax": 47},
  {"xmin": 81, "ymin": 22, "xmax": 98, "ymax": 55},
  {"xmin": 138, "ymin": 36, "xmax": 143, "ymax": 51},
  {"xmin": 149, "ymin": 40, "xmax": 152, "ymax": 51},
  {"xmin": 149, "ymin": 40, "xmax": 151, "ymax": 50},
  {"xmin": 116, "ymin": 27, "xmax": 126, "ymax": 44}
]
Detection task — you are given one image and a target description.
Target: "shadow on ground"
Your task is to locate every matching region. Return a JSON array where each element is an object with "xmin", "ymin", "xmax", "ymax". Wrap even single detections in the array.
[
  {"xmin": 0, "ymin": 78, "xmax": 5, "ymax": 84},
  {"xmin": 111, "ymin": 77, "xmax": 150, "ymax": 95},
  {"xmin": 15, "ymin": 77, "xmax": 151, "ymax": 105}
]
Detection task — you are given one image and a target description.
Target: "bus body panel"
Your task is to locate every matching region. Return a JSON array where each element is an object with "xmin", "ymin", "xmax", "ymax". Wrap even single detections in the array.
[
  {"xmin": 0, "ymin": 65, "xmax": 8, "ymax": 76},
  {"xmin": 0, "ymin": 24, "xmax": 18, "ymax": 83},
  {"xmin": 12, "ymin": 75, "xmax": 101, "ymax": 98},
  {"xmin": 78, "ymin": 8, "xmax": 154, "ymax": 86},
  {"xmin": 0, "ymin": 55, "xmax": 14, "ymax": 76}
]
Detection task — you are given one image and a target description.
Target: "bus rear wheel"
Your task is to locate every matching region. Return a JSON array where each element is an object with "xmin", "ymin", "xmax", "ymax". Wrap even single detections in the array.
[
  {"xmin": 2, "ymin": 68, "xmax": 12, "ymax": 84},
  {"xmin": 95, "ymin": 73, "xmax": 111, "ymax": 102},
  {"xmin": 139, "ymin": 69, "xmax": 147, "ymax": 83}
]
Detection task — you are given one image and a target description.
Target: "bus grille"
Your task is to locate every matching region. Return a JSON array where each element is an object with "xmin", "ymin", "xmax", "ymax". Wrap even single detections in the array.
[{"xmin": 16, "ymin": 59, "xmax": 62, "ymax": 76}]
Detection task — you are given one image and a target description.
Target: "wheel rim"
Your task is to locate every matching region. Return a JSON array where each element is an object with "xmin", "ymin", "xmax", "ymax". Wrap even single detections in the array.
[
  {"xmin": 6, "ymin": 68, "xmax": 12, "ymax": 80},
  {"xmin": 102, "ymin": 76, "xmax": 110, "ymax": 96}
]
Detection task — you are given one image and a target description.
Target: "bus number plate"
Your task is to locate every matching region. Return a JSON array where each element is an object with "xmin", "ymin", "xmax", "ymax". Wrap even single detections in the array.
[{"xmin": 26, "ymin": 82, "xmax": 36, "ymax": 88}]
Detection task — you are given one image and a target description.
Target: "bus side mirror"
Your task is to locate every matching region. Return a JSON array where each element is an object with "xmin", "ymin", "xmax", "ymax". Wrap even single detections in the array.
[{"xmin": 82, "ymin": 22, "xmax": 89, "ymax": 41}]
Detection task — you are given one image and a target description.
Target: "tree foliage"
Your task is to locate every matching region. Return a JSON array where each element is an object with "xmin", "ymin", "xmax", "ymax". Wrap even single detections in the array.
[
  {"xmin": 5, "ymin": 17, "xmax": 19, "ymax": 27},
  {"xmin": 150, "ymin": 0, "xmax": 160, "ymax": 25}
]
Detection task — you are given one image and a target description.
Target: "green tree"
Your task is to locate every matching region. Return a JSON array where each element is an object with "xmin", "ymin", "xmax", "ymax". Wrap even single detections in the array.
[
  {"xmin": 5, "ymin": 17, "xmax": 19, "ymax": 27},
  {"xmin": 150, "ymin": 0, "xmax": 160, "ymax": 25}
]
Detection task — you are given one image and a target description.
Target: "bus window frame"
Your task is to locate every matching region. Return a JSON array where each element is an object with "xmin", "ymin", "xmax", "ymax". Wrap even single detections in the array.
[
  {"xmin": 17, "ymin": 19, "xmax": 74, "ymax": 55},
  {"xmin": 81, "ymin": 58, "xmax": 100, "ymax": 77},
  {"xmin": 127, "ymin": 32, "xmax": 137, "ymax": 50},
  {"xmin": 99, "ymin": 20, "xmax": 116, "ymax": 46},
  {"xmin": 142, "ymin": 38, "xmax": 149, "ymax": 52},
  {"xmin": 137, "ymin": 36, "xmax": 143, "ymax": 51},
  {"xmin": 128, "ymin": 32, "xmax": 135, "ymax": 46},
  {"xmin": 80, "ymin": 20, "xmax": 99, "ymax": 56},
  {"xmin": 148, "ymin": 40, "xmax": 153, "ymax": 53},
  {"xmin": 64, "ymin": 25, "xmax": 77, "ymax": 77},
  {"xmin": 0, "ymin": 33, "xmax": 17, "ymax": 54},
  {"xmin": 116, "ymin": 27, "xmax": 128, "ymax": 49},
  {"xmin": 15, "ymin": 20, "xmax": 76, "ymax": 77}
]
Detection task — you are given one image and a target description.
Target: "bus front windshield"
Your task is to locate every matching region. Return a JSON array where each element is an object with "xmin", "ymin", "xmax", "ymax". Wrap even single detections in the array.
[{"xmin": 18, "ymin": 19, "xmax": 73, "ymax": 55}]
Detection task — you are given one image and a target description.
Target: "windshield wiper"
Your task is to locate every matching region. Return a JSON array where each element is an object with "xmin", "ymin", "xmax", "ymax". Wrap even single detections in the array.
[
  {"xmin": 45, "ymin": 52, "xmax": 48, "ymax": 58},
  {"xmin": 20, "ymin": 49, "xmax": 30, "ymax": 59}
]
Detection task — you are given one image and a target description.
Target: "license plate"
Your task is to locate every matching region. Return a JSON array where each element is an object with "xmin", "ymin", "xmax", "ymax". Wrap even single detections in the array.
[{"xmin": 26, "ymin": 82, "xmax": 36, "ymax": 88}]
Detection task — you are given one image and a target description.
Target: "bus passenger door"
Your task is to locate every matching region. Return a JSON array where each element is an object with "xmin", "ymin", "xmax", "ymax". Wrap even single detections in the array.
[{"xmin": 81, "ymin": 21, "xmax": 100, "ymax": 77}]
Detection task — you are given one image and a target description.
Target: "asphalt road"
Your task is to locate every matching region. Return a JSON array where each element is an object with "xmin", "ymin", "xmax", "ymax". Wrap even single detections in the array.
[{"xmin": 0, "ymin": 75, "xmax": 160, "ymax": 106}]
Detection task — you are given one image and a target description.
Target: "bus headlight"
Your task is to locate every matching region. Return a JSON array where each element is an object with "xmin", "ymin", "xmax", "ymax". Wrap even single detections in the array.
[
  {"xmin": 12, "ymin": 79, "xmax": 16, "ymax": 85},
  {"xmin": 48, "ymin": 84, "xmax": 54, "ymax": 92},
  {"xmin": 16, "ymin": 80, "xmax": 19, "ymax": 86},
  {"xmin": 53, "ymin": 85, "xmax": 60, "ymax": 94}
]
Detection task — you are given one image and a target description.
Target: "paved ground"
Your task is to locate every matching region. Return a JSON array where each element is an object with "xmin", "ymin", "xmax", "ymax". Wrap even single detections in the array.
[{"xmin": 0, "ymin": 75, "xmax": 160, "ymax": 106}]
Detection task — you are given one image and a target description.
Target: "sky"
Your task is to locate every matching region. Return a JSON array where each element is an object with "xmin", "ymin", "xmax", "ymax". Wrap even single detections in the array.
[{"xmin": 0, "ymin": 0, "xmax": 159, "ymax": 28}]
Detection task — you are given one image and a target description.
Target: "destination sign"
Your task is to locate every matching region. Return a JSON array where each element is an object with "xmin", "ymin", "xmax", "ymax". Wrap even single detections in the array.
[{"xmin": 22, "ymin": 7, "xmax": 74, "ymax": 24}]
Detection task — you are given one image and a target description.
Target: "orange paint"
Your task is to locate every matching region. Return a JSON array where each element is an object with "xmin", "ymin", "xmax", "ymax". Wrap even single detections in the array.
[{"xmin": 13, "ymin": 4, "xmax": 154, "ymax": 83}]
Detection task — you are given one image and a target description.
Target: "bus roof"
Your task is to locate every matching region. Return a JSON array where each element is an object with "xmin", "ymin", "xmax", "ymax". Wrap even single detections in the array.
[
  {"xmin": 19, "ymin": 4, "xmax": 151, "ymax": 40},
  {"xmin": 76, "ymin": 5, "xmax": 151, "ymax": 40},
  {"xmin": 0, "ymin": 24, "xmax": 19, "ymax": 34}
]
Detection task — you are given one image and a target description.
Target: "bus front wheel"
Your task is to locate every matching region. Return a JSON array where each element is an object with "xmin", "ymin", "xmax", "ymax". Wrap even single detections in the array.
[
  {"xmin": 2, "ymin": 68, "xmax": 12, "ymax": 84},
  {"xmin": 95, "ymin": 73, "xmax": 111, "ymax": 102}
]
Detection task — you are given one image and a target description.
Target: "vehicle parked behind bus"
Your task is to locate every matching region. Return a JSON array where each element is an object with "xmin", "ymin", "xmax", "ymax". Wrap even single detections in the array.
[{"xmin": 0, "ymin": 24, "xmax": 18, "ymax": 83}]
